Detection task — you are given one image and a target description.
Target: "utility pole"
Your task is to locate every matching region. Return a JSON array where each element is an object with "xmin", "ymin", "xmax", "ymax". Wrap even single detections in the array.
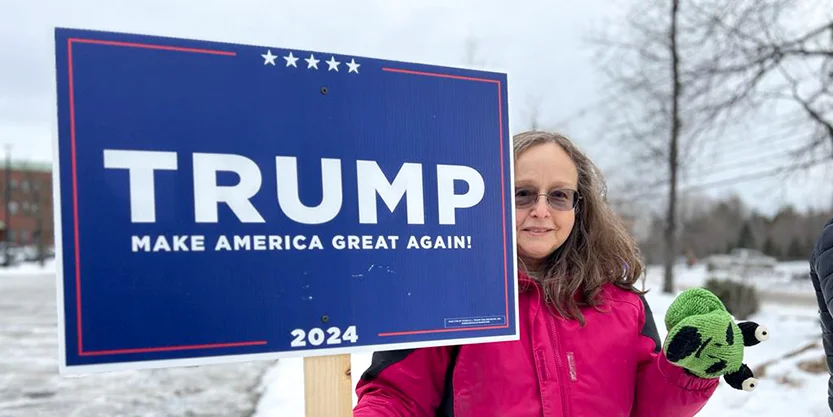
[{"xmin": 4, "ymin": 144, "xmax": 10, "ymax": 267}]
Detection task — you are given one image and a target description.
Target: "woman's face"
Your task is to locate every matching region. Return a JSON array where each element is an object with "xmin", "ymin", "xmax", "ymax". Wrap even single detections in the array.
[{"xmin": 514, "ymin": 142, "xmax": 579, "ymax": 270}]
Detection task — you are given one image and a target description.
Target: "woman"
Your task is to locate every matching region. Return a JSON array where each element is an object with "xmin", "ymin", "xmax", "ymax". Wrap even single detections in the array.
[{"xmin": 353, "ymin": 131, "xmax": 723, "ymax": 416}]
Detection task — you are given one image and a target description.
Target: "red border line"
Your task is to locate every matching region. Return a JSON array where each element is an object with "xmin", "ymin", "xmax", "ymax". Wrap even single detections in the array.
[
  {"xmin": 68, "ymin": 38, "xmax": 236, "ymax": 56},
  {"xmin": 67, "ymin": 37, "xmax": 265, "ymax": 356},
  {"xmin": 382, "ymin": 67, "xmax": 500, "ymax": 84},
  {"xmin": 80, "ymin": 341, "xmax": 267, "ymax": 357},
  {"xmin": 378, "ymin": 67, "xmax": 510, "ymax": 337},
  {"xmin": 68, "ymin": 39, "xmax": 83, "ymax": 355},
  {"xmin": 499, "ymin": 81, "xmax": 508, "ymax": 325}
]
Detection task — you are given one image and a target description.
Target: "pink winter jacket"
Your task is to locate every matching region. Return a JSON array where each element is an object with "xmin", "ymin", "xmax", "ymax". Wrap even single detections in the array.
[{"xmin": 354, "ymin": 272, "xmax": 718, "ymax": 416}]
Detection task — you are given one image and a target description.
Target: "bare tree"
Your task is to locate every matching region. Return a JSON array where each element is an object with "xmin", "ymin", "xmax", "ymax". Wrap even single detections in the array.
[
  {"xmin": 682, "ymin": 0, "xmax": 833, "ymax": 161},
  {"xmin": 526, "ymin": 94, "xmax": 543, "ymax": 131},
  {"xmin": 664, "ymin": 0, "xmax": 683, "ymax": 293},
  {"xmin": 589, "ymin": 0, "xmax": 702, "ymax": 293},
  {"xmin": 590, "ymin": 0, "xmax": 832, "ymax": 293},
  {"xmin": 463, "ymin": 35, "xmax": 482, "ymax": 67}
]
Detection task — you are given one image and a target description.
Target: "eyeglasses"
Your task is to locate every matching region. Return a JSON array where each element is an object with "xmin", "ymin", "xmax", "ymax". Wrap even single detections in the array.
[{"xmin": 514, "ymin": 188, "xmax": 581, "ymax": 211}]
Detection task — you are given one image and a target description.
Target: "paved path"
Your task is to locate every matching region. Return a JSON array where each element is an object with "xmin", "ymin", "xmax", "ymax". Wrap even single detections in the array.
[{"xmin": 0, "ymin": 272, "xmax": 274, "ymax": 417}]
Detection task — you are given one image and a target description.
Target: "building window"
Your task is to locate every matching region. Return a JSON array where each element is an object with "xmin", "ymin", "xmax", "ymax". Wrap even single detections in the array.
[
  {"xmin": 22, "ymin": 202, "xmax": 29, "ymax": 212},
  {"xmin": 10, "ymin": 179, "xmax": 17, "ymax": 189},
  {"xmin": 22, "ymin": 181, "xmax": 30, "ymax": 193},
  {"xmin": 9, "ymin": 201, "xmax": 18, "ymax": 215}
]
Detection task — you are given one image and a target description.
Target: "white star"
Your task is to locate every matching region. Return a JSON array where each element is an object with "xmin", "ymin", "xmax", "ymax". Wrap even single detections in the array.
[
  {"xmin": 261, "ymin": 50, "xmax": 277, "ymax": 66},
  {"xmin": 346, "ymin": 58, "xmax": 360, "ymax": 74},
  {"xmin": 305, "ymin": 54, "xmax": 320, "ymax": 70},
  {"xmin": 326, "ymin": 56, "xmax": 341, "ymax": 72},
  {"xmin": 283, "ymin": 52, "xmax": 299, "ymax": 67}
]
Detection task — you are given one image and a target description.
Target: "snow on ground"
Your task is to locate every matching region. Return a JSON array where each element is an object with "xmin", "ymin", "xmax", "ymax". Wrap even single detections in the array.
[
  {"xmin": 252, "ymin": 262, "xmax": 830, "ymax": 417},
  {"xmin": 642, "ymin": 288, "xmax": 830, "ymax": 416},
  {"xmin": 642, "ymin": 262, "xmax": 815, "ymax": 298},
  {"xmin": 249, "ymin": 350, "xmax": 372, "ymax": 417},
  {"xmin": 0, "ymin": 259, "xmax": 56, "ymax": 278},
  {"xmin": 0, "ymin": 268, "xmax": 273, "ymax": 417},
  {"xmin": 2, "ymin": 259, "xmax": 829, "ymax": 416}
]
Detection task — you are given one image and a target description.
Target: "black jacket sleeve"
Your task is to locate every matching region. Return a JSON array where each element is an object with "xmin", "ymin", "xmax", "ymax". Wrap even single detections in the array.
[{"xmin": 810, "ymin": 216, "xmax": 833, "ymax": 412}]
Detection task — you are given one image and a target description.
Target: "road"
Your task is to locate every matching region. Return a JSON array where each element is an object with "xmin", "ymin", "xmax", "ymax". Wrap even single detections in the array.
[
  {"xmin": 757, "ymin": 289, "xmax": 818, "ymax": 307},
  {"xmin": 0, "ymin": 271, "xmax": 275, "ymax": 417},
  {"xmin": 671, "ymin": 283, "xmax": 818, "ymax": 308}
]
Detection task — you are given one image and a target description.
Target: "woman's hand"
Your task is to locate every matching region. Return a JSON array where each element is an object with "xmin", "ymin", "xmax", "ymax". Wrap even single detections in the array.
[{"xmin": 662, "ymin": 288, "xmax": 769, "ymax": 391}]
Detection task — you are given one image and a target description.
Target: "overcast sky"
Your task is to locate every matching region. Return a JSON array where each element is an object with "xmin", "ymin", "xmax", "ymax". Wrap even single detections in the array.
[{"xmin": 1, "ymin": 0, "xmax": 830, "ymax": 218}]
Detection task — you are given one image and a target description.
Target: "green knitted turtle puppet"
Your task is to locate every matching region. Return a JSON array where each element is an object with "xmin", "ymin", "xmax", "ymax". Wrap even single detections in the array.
[{"xmin": 663, "ymin": 288, "xmax": 769, "ymax": 392}]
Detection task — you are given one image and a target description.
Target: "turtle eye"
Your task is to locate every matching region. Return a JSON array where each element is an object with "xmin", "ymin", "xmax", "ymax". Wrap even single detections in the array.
[{"xmin": 726, "ymin": 323, "xmax": 734, "ymax": 345}]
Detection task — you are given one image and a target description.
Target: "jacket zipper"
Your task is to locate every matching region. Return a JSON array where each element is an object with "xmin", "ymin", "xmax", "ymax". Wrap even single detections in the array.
[{"xmin": 547, "ymin": 301, "xmax": 571, "ymax": 417}]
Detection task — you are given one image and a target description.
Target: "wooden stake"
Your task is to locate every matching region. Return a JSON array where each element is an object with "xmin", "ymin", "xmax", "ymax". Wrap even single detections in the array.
[{"xmin": 304, "ymin": 354, "xmax": 353, "ymax": 417}]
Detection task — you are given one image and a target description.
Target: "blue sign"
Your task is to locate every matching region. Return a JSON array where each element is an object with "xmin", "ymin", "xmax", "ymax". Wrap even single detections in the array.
[{"xmin": 53, "ymin": 27, "xmax": 518, "ymax": 374}]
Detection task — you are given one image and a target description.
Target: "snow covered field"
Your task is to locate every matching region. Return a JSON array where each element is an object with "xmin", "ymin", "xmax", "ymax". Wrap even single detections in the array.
[
  {"xmin": 642, "ymin": 262, "xmax": 816, "ymax": 302},
  {"xmin": 1, "ymin": 260, "xmax": 830, "ymax": 416},
  {"xmin": 254, "ymin": 263, "xmax": 831, "ymax": 416},
  {"xmin": 0, "ymin": 266, "xmax": 273, "ymax": 417},
  {"xmin": 645, "ymin": 290, "xmax": 830, "ymax": 417}
]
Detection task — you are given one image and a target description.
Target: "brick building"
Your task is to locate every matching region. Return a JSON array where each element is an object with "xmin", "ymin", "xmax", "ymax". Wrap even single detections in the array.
[{"xmin": 0, "ymin": 161, "xmax": 54, "ymax": 248}]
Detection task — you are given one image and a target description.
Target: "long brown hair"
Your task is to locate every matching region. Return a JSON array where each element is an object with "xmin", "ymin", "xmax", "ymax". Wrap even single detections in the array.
[{"xmin": 514, "ymin": 131, "xmax": 645, "ymax": 325}]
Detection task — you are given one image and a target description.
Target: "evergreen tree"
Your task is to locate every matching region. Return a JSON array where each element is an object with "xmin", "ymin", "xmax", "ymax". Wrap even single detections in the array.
[
  {"xmin": 736, "ymin": 222, "xmax": 756, "ymax": 249},
  {"xmin": 787, "ymin": 237, "xmax": 805, "ymax": 260},
  {"xmin": 762, "ymin": 236, "xmax": 779, "ymax": 259}
]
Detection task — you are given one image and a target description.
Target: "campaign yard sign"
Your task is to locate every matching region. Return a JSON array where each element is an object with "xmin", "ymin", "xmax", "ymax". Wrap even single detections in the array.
[{"xmin": 52, "ymin": 27, "xmax": 518, "ymax": 374}]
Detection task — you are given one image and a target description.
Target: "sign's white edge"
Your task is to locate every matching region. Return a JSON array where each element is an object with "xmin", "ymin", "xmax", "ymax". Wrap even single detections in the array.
[
  {"xmin": 504, "ymin": 73, "xmax": 521, "ymax": 346},
  {"xmin": 50, "ymin": 26, "xmax": 522, "ymax": 377},
  {"xmin": 50, "ymin": 32, "xmax": 70, "ymax": 379},
  {"xmin": 58, "ymin": 333, "xmax": 520, "ymax": 376}
]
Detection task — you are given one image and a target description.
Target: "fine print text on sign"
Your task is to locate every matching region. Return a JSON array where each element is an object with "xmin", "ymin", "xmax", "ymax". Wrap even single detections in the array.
[{"xmin": 53, "ymin": 27, "xmax": 518, "ymax": 374}]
